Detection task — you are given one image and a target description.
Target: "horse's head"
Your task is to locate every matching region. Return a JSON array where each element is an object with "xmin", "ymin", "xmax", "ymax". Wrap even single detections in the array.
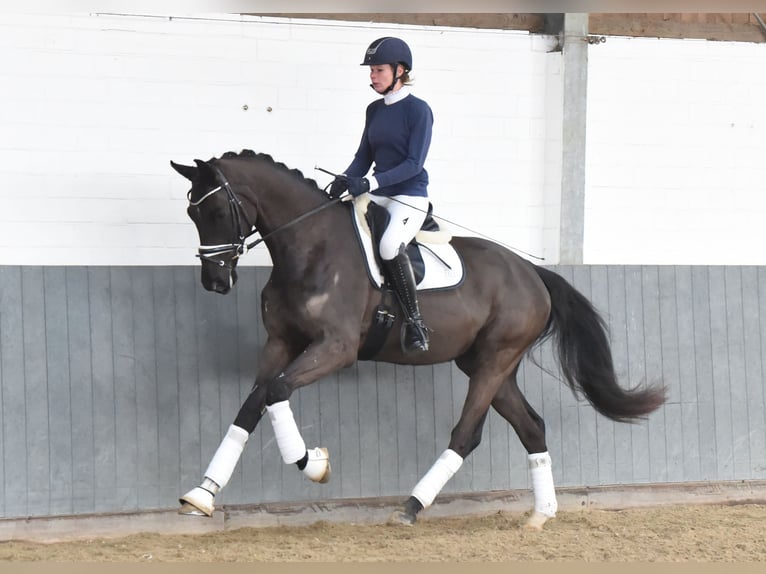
[{"xmin": 171, "ymin": 158, "xmax": 254, "ymax": 294}]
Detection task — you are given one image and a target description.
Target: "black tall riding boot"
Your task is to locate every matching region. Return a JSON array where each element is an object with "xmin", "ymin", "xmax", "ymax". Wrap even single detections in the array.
[{"xmin": 383, "ymin": 246, "xmax": 430, "ymax": 353}]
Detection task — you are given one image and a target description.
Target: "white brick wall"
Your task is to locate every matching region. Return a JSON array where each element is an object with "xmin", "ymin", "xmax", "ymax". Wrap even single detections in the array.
[
  {"xmin": 585, "ymin": 36, "xmax": 766, "ymax": 264},
  {"xmin": 5, "ymin": 14, "xmax": 762, "ymax": 267},
  {"xmin": 0, "ymin": 13, "xmax": 559, "ymax": 266}
]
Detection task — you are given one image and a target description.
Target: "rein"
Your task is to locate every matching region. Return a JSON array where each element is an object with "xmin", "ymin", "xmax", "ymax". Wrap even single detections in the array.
[{"xmin": 190, "ymin": 164, "xmax": 342, "ymax": 266}]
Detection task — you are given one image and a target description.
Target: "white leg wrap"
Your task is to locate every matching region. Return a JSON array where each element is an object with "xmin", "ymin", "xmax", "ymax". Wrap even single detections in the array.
[
  {"xmin": 528, "ymin": 451, "xmax": 558, "ymax": 517},
  {"xmin": 203, "ymin": 424, "xmax": 249, "ymax": 489},
  {"xmin": 266, "ymin": 400, "xmax": 307, "ymax": 464},
  {"xmin": 411, "ymin": 449, "xmax": 464, "ymax": 509}
]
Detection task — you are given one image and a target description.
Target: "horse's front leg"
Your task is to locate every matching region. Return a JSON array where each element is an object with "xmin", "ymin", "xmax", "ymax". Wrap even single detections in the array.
[
  {"xmin": 259, "ymin": 333, "xmax": 358, "ymax": 483},
  {"xmin": 179, "ymin": 337, "xmax": 292, "ymax": 516},
  {"xmin": 179, "ymin": 333, "xmax": 356, "ymax": 516}
]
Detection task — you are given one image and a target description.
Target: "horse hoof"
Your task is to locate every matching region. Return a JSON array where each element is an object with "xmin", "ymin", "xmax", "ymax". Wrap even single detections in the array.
[
  {"xmin": 523, "ymin": 511, "xmax": 552, "ymax": 530},
  {"xmin": 388, "ymin": 509, "xmax": 417, "ymax": 526},
  {"xmin": 303, "ymin": 447, "xmax": 331, "ymax": 484},
  {"xmin": 178, "ymin": 487, "xmax": 215, "ymax": 517}
]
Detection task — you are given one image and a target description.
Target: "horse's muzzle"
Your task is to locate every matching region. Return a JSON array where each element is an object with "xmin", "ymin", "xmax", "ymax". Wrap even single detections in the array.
[{"xmin": 201, "ymin": 266, "xmax": 237, "ymax": 294}]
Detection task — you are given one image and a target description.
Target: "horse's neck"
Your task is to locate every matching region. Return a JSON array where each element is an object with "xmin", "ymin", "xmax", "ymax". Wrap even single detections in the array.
[{"xmin": 247, "ymin": 171, "xmax": 335, "ymax": 273}]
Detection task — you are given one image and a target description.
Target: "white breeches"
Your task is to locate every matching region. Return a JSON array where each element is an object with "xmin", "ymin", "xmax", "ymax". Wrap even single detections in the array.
[{"xmin": 368, "ymin": 194, "xmax": 430, "ymax": 260}]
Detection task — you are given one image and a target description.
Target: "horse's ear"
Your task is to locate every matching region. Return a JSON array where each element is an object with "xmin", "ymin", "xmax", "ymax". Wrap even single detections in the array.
[
  {"xmin": 170, "ymin": 160, "xmax": 197, "ymax": 181},
  {"xmin": 193, "ymin": 159, "xmax": 218, "ymax": 182}
]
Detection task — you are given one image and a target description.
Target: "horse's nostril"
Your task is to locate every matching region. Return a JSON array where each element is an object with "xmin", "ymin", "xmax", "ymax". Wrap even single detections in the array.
[{"xmin": 213, "ymin": 279, "xmax": 230, "ymax": 294}]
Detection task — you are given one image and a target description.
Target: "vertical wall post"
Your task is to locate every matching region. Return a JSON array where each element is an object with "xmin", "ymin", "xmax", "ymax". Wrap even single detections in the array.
[{"xmin": 559, "ymin": 13, "xmax": 589, "ymax": 264}]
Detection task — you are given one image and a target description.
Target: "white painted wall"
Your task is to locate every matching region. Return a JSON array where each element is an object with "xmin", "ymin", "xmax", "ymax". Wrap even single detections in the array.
[
  {"xmin": 4, "ymin": 14, "xmax": 763, "ymax": 267},
  {"xmin": 585, "ymin": 36, "xmax": 766, "ymax": 264},
  {"xmin": 0, "ymin": 13, "xmax": 560, "ymax": 266}
]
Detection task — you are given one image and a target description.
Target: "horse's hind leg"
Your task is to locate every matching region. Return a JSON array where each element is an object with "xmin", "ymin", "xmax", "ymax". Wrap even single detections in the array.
[
  {"xmin": 390, "ymin": 352, "xmax": 521, "ymax": 526},
  {"xmin": 491, "ymin": 371, "xmax": 557, "ymax": 530}
]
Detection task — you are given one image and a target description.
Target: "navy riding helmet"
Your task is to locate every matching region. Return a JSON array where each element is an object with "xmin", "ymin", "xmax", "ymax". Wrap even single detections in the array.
[{"xmin": 361, "ymin": 37, "xmax": 412, "ymax": 72}]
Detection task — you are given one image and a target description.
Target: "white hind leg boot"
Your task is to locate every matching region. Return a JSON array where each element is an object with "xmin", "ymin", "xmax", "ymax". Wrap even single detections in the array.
[
  {"xmin": 525, "ymin": 451, "xmax": 558, "ymax": 530},
  {"xmin": 411, "ymin": 449, "xmax": 464, "ymax": 509}
]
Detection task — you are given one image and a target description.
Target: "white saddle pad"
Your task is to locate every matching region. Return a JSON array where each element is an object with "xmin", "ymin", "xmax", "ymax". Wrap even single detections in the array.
[{"xmin": 350, "ymin": 196, "xmax": 465, "ymax": 291}]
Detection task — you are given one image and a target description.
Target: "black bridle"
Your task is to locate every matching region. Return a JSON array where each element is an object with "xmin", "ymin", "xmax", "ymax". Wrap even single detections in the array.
[
  {"xmin": 188, "ymin": 164, "xmax": 342, "ymax": 268},
  {"xmin": 188, "ymin": 165, "xmax": 257, "ymax": 268}
]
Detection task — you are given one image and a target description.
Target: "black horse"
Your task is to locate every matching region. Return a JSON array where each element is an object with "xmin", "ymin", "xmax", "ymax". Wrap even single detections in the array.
[{"xmin": 170, "ymin": 150, "xmax": 665, "ymax": 529}]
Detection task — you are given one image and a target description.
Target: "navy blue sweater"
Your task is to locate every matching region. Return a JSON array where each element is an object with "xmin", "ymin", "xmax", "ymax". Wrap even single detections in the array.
[{"xmin": 345, "ymin": 92, "xmax": 433, "ymax": 198}]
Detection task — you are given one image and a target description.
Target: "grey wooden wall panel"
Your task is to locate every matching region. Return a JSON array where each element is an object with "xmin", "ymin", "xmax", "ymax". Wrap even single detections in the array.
[
  {"xmin": 133, "ymin": 268, "xmax": 159, "ymax": 510},
  {"xmin": 88, "ymin": 268, "xmax": 117, "ymax": 513},
  {"xmin": 1, "ymin": 267, "xmax": 23, "ymax": 517},
  {"xmin": 752, "ymin": 268, "xmax": 766, "ymax": 477},
  {"xmin": 708, "ymin": 267, "xmax": 734, "ymax": 480},
  {"xmin": 110, "ymin": 267, "xmax": 138, "ymax": 510},
  {"xmin": 381, "ymin": 365, "xmax": 402, "ymax": 494},
  {"xmin": 692, "ymin": 267, "xmax": 718, "ymax": 480},
  {"xmin": 658, "ymin": 267, "xmax": 682, "ymax": 483},
  {"xmin": 725, "ymin": 266, "xmax": 750, "ymax": 480},
  {"xmin": 153, "ymin": 268, "xmax": 182, "ymax": 508},
  {"xmin": 642, "ymin": 267, "xmax": 667, "ymax": 483},
  {"xmin": 394, "ymin": 365, "xmax": 417, "ymax": 494},
  {"xmin": 66, "ymin": 268, "xmax": 95, "ymax": 513},
  {"xmin": 23, "ymin": 268, "xmax": 49, "ymax": 515},
  {"xmin": 357, "ymin": 361, "xmax": 381, "ymax": 495},
  {"xmin": 682, "ymin": 265, "xmax": 703, "ymax": 480},
  {"xmin": 339, "ymin": 364, "xmax": 361, "ymax": 498},
  {"xmin": 45, "ymin": 267, "xmax": 74, "ymax": 516},
  {"xmin": 173, "ymin": 267, "xmax": 203, "ymax": 501},
  {"xmin": 1, "ymin": 264, "xmax": 766, "ymax": 519}
]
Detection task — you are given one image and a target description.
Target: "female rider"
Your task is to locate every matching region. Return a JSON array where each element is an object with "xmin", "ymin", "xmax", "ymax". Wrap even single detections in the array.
[{"xmin": 331, "ymin": 37, "xmax": 433, "ymax": 353}]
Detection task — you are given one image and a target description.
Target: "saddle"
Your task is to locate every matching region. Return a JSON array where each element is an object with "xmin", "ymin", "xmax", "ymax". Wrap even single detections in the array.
[
  {"xmin": 350, "ymin": 195, "xmax": 464, "ymax": 292},
  {"xmin": 349, "ymin": 195, "xmax": 465, "ymax": 360}
]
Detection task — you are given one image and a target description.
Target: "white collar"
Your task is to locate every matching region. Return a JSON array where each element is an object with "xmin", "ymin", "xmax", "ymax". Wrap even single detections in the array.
[{"xmin": 383, "ymin": 86, "xmax": 411, "ymax": 105}]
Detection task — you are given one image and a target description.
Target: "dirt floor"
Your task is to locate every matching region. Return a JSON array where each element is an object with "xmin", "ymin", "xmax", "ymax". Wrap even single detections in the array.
[{"xmin": 1, "ymin": 503, "xmax": 765, "ymax": 562}]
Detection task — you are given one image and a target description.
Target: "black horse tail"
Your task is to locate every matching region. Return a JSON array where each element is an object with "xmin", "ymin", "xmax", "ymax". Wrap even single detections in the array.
[{"xmin": 533, "ymin": 265, "xmax": 666, "ymax": 423}]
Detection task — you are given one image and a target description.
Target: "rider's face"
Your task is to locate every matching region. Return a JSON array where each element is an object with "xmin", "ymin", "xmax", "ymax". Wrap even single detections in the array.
[{"xmin": 369, "ymin": 64, "xmax": 400, "ymax": 94}]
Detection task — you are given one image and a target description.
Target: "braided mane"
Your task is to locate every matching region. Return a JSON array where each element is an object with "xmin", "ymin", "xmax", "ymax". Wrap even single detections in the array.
[{"xmin": 214, "ymin": 149, "xmax": 321, "ymax": 192}]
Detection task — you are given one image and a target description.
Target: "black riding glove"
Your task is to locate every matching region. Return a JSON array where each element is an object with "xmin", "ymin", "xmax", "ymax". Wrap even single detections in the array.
[
  {"xmin": 329, "ymin": 175, "xmax": 349, "ymax": 199},
  {"xmin": 346, "ymin": 176, "xmax": 370, "ymax": 197}
]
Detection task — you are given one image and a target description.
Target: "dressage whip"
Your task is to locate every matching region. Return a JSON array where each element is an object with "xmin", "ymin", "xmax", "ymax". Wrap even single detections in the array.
[{"xmin": 314, "ymin": 166, "xmax": 545, "ymax": 261}]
